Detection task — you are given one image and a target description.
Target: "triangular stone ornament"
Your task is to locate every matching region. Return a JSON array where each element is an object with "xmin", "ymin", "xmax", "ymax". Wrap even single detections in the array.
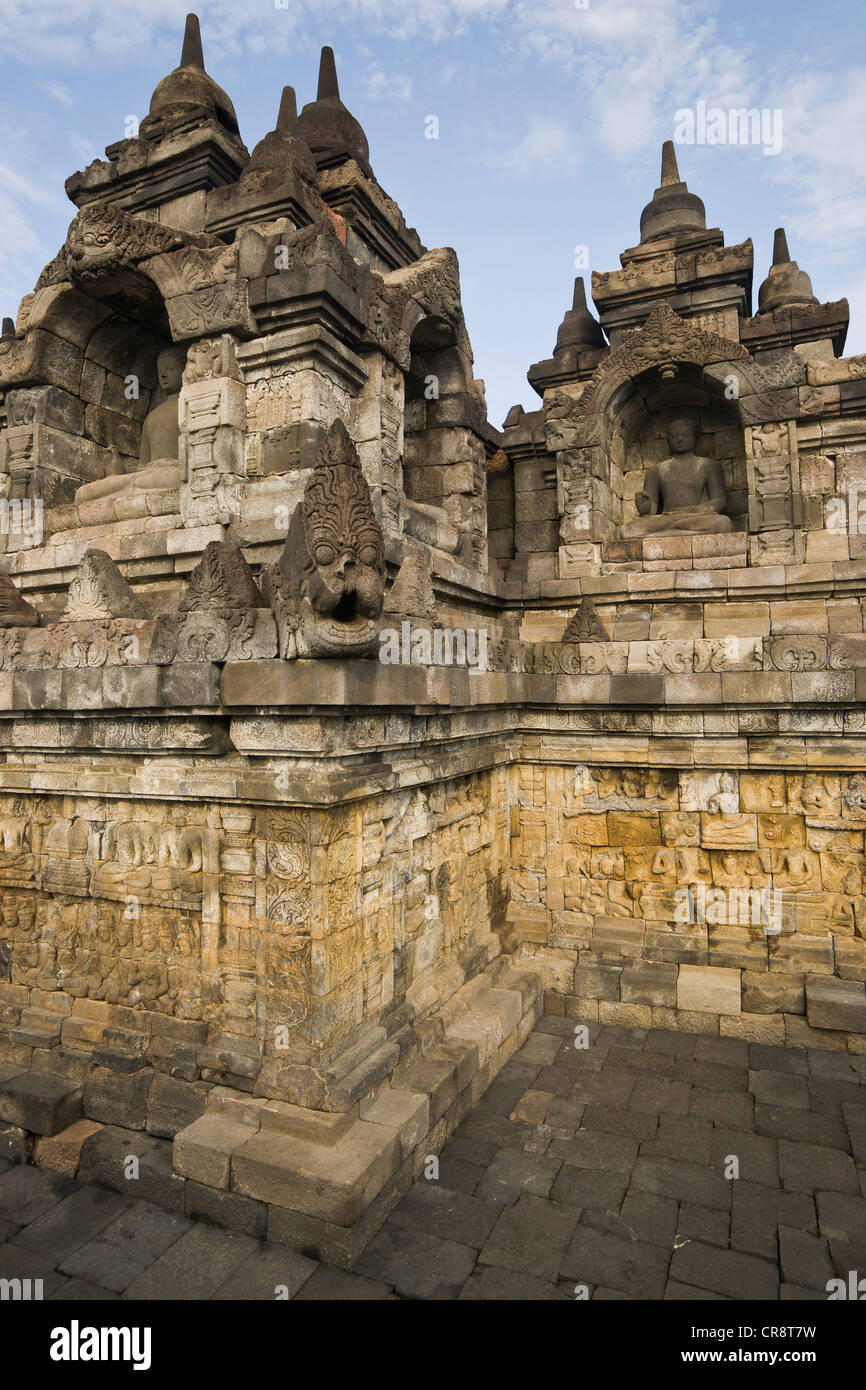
[
  {"xmin": 0, "ymin": 568, "xmax": 39, "ymax": 627},
  {"xmin": 563, "ymin": 597, "xmax": 609, "ymax": 642},
  {"xmin": 385, "ymin": 551, "xmax": 436, "ymax": 621},
  {"xmin": 63, "ymin": 549, "xmax": 146, "ymax": 621},
  {"xmin": 178, "ymin": 540, "xmax": 263, "ymax": 613}
]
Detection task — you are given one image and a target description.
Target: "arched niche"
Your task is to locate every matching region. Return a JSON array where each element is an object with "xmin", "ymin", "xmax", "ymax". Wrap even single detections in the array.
[{"xmin": 554, "ymin": 304, "xmax": 751, "ymax": 546}]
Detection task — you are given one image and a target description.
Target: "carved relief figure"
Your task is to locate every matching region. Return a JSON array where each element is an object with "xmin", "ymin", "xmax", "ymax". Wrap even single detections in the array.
[
  {"xmin": 623, "ymin": 413, "xmax": 733, "ymax": 537},
  {"xmin": 265, "ymin": 418, "xmax": 386, "ymax": 658},
  {"xmin": 75, "ymin": 346, "xmax": 187, "ymax": 502}
]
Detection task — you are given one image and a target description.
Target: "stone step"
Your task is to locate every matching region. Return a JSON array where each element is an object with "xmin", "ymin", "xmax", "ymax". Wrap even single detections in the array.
[
  {"xmin": 0, "ymin": 1069, "xmax": 84, "ymax": 1136},
  {"xmin": 10, "ymin": 1009, "xmax": 64, "ymax": 1049}
]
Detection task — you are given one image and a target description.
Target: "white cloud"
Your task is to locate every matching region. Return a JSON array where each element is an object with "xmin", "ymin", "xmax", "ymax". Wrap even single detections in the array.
[
  {"xmin": 479, "ymin": 114, "xmax": 579, "ymax": 180},
  {"xmin": 363, "ymin": 69, "xmax": 412, "ymax": 103}
]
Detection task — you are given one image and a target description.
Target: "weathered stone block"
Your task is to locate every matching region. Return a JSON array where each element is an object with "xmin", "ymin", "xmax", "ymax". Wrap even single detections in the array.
[
  {"xmin": 677, "ymin": 965, "xmax": 741, "ymax": 1015},
  {"xmin": 0, "ymin": 1070, "xmax": 83, "ymax": 1135},
  {"xmin": 806, "ymin": 978, "xmax": 866, "ymax": 1033}
]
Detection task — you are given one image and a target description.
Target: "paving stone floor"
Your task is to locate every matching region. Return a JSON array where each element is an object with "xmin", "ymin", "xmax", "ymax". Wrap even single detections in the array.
[{"xmin": 2, "ymin": 1015, "xmax": 865, "ymax": 1300}]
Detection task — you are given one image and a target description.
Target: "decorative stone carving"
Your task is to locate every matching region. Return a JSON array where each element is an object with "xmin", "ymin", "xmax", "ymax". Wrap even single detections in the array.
[
  {"xmin": 263, "ymin": 419, "xmax": 386, "ymax": 658},
  {"xmin": 562, "ymin": 597, "xmax": 609, "ymax": 641},
  {"xmin": 179, "ymin": 541, "xmax": 262, "ymax": 613},
  {"xmin": 63, "ymin": 550, "xmax": 146, "ymax": 621},
  {"xmin": 384, "ymin": 550, "xmax": 435, "ymax": 622}
]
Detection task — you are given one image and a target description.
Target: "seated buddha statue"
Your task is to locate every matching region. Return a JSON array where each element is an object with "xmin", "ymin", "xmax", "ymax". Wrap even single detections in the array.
[
  {"xmin": 75, "ymin": 346, "xmax": 186, "ymax": 502},
  {"xmin": 622, "ymin": 414, "xmax": 733, "ymax": 537}
]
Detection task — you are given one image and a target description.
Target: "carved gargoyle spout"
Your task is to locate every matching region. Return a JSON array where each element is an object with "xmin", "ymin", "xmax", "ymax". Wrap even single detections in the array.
[{"xmin": 265, "ymin": 419, "xmax": 386, "ymax": 658}]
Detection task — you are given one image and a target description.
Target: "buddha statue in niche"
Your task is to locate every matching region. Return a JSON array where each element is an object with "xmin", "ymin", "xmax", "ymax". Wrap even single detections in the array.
[
  {"xmin": 75, "ymin": 346, "xmax": 186, "ymax": 503},
  {"xmin": 622, "ymin": 412, "xmax": 733, "ymax": 537}
]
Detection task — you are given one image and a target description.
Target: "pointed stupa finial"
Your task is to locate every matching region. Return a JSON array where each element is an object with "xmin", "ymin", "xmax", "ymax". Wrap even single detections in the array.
[
  {"xmin": 660, "ymin": 140, "xmax": 680, "ymax": 187},
  {"xmin": 277, "ymin": 86, "xmax": 298, "ymax": 131},
  {"xmin": 554, "ymin": 276, "xmax": 605, "ymax": 357},
  {"xmin": 640, "ymin": 141, "xmax": 706, "ymax": 243},
  {"xmin": 318, "ymin": 46, "xmax": 339, "ymax": 101},
  {"xmin": 1, "ymin": 317, "xmax": 15, "ymax": 339},
  {"xmin": 180, "ymin": 13, "xmax": 205, "ymax": 69},
  {"xmin": 758, "ymin": 226, "xmax": 818, "ymax": 314},
  {"xmin": 772, "ymin": 227, "xmax": 790, "ymax": 265}
]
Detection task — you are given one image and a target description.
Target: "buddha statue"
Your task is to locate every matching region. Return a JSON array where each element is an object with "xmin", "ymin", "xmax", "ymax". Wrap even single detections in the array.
[
  {"xmin": 75, "ymin": 346, "xmax": 186, "ymax": 502},
  {"xmin": 622, "ymin": 413, "xmax": 733, "ymax": 537}
]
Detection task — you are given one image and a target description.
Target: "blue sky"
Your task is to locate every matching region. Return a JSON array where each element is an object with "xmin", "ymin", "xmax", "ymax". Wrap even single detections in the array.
[{"xmin": 0, "ymin": 0, "xmax": 863, "ymax": 426}]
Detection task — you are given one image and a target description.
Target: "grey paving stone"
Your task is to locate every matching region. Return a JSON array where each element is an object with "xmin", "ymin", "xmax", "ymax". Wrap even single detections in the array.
[
  {"xmin": 534, "ymin": 1016, "xmax": 576, "ymax": 1037},
  {"xmin": 669, "ymin": 1240, "xmax": 779, "ymax": 1300},
  {"xmin": 433, "ymin": 1154, "xmax": 485, "ymax": 1196},
  {"xmin": 569, "ymin": 1070, "xmax": 636, "ymax": 1107},
  {"xmin": 709, "ymin": 1128, "xmax": 779, "ymax": 1188},
  {"xmin": 122, "ymin": 1224, "xmax": 259, "ymax": 1300},
  {"xmin": 629, "ymin": 1079, "xmax": 693, "ymax": 1115},
  {"xmin": 778, "ymin": 1139, "xmax": 859, "ymax": 1195},
  {"xmin": 548, "ymin": 1128, "xmax": 638, "ymax": 1173},
  {"xmin": 0, "ymin": 1217, "xmax": 19, "ymax": 1242},
  {"xmin": 518, "ymin": 1032, "xmax": 564, "ymax": 1065},
  {"xmin": 456, "ymin": 1108, "xmax": 534, "ymax": 1151},
  {"xmin": 629, "ymin": 1156, "xmax": 732, "ymax": 1212},
  {"xmin": 476, "ymin": 1079, "xmax": 530, "ymax": 1118},
  {"xmin": 561, "ymin": 1223, "xmax": 669, "ymax": 1299},
  {"xmin": 618, "ymin": 1191, "xmax": 679, "ymax": 1247},
  {"xmin": 549, "ymin": 1166, "xmax": 630, "ymax": 1215},
  {"xmin": 579, "ymin": 1102, "xmax": 658, "ymax": 1142},
  {"xmin": 689, "ymin": 1087, "xmax": 755, "ymax": 1131},
  {"xmin": 10, "ymin": 1184, "xmax": 131, "ymax": 1262},
  {"xmin": 212, "ymin": 1242, "xmax": 318, "ymax": 1300},
  {"xmin": 807, "ymin": 1052, "xmax": 861, "ymax": 1082},
  {"xmin": 99, "ymin": 1201, "xmax": 191, "ymax": 1259},
  {"xmin": 677, "ymin": 1203, "xmax": 730, "ymax": 1248},
  {"xmin": 0, "ymin": 1166, "xmax": 76, "ymax": 1227},
  {"xmin": 674, "ymin": 1060, "xmax": 749, "ymax": 1094},
  {"xmin": 693, "ymin": 1036, "xmax": 749, "ymax": 1067},
  {"xmin": 544, "ymin": 1097, "xmax": 586, "ymax": 1131},
  {"xmin": 495, "ymin": 1059, "xmax": 544, "ymax": 1089},
  {"xmin": 605, "ymin": 1046, "xmax": 675, "ymax": 1079},
  {"xmin": 807, "ymin": 1077, "xmax": 866, "ymax": 1116},
  {"xmin": 649, "ymin": 1114, "xmax": 713, "ymax": 1164},
  {"xmin": 440, "ymin": 1135, "xmax": 498, "ymax": 1168},
  {"xmin": 748, "ymin": 1044, "xmax": 808, "ymax": 1075},
  {"xmin": 357, "ymin": 1224, "xmax": 477, "ymax": 1299},
  {"xmin": 293, "ymin": 1266, "xmax": 396, "ymax": 1300},
  {"xmin": 458, "ymin": 1265, "xmax": 570, "ymax": 1300},
  {"xmin": 827, "ymin": 1234, "xmax": 866, "ymax": 1280},
  {"xmin": 731, "ymin": 1182, "xmax": 816, "ymax": 1259},
  {"xmin": 755, "ymin": 1103, "xmax": 850, "ymax": 1150},
  {"xmin": 390, "ymin": 1183, "xmax": 503, "ymax": 1248},
  {"xmin": 477, "ymin": 1195, "xmax": 579, "ymax": 1283},
  {"xmin": 749, "ymin": 1071, "xmax": 810, "ymax": 1110},
  {"xmin": 58, "ymin": 1235, "xmax": 153, "ymax": 1293},
  {"xmin": 48, "ymin": 1278, "xmax": 120, "ymax": 1300},
  {"xmin": 780, "ymin": 1283, "xmax": 826, "ymax": 1300},
  {"xmin": 532, "ymin": 1064, "xmax": 583, "ymax": 1097},
  {"xmin": 474, "ymin": 1148, "xmax": 561, "ymax": 1205},
  {"xmin": 816, "ymin": 1190, "xmax": 866, "ymax": 1243},
  {"xmin": 0, "ymin": 1241, "xmax": 68, "ymax": 1296},
  {"xmin": 778, "ymin": 1225, "xmax": 834, "ymax": 1291},
  {"xmin": 643, "ymin": 1032, "xmax": 696, "ymax": 1058},
  {"xmin": 665, "ymin": 1279, "xmax": 731, "ymax": 1300},
  {"xmin": 592, "ymin": 1286, "xmax": 633, "ymax": 1299}
]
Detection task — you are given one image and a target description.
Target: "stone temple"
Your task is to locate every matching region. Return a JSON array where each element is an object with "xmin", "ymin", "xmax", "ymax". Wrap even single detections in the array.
[{"xmin": 0, "ymin": 15, "xmax": 864, "ymax": 1266}]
